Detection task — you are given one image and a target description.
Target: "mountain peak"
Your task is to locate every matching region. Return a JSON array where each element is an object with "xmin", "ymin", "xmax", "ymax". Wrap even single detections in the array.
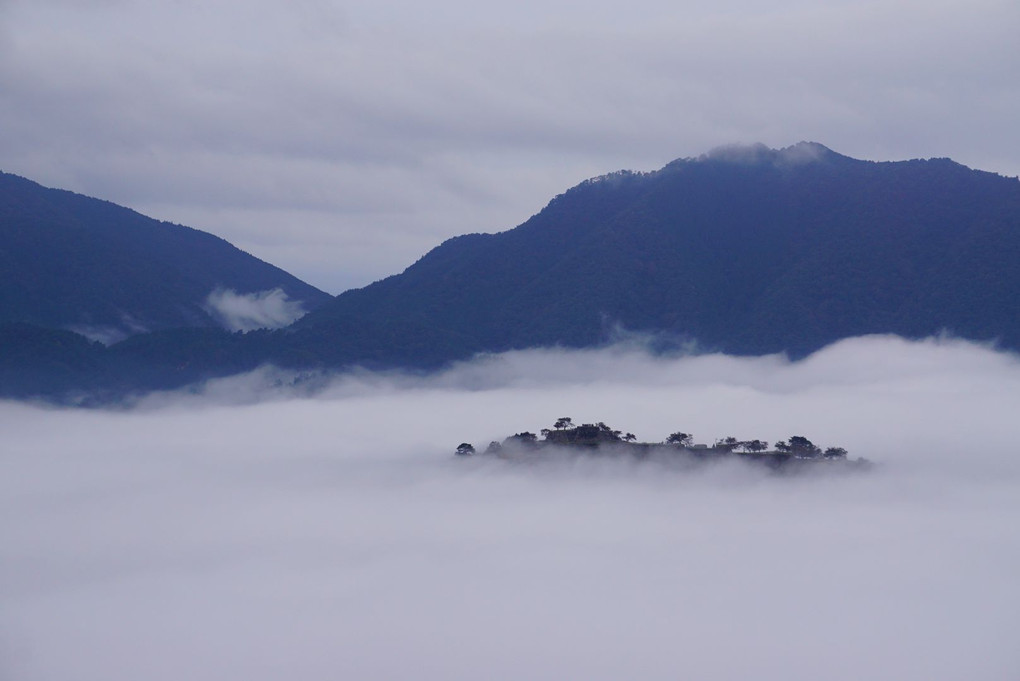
[
  {"xmin": 700, "ymin": 141, "xmax": 838, "ymax": 166},
  {"xmin": 776, "ymin": 141, "xmax": 839, "ymax": 163}
]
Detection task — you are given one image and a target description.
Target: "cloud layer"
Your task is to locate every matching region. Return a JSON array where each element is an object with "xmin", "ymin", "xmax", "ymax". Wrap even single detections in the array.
[
  {"xmin": 2, "ymin": 335, "xmax": 1019, "ymax": 680},
  {"xmin": 2, "ymin": 1, "xmax": 1018, "ymax": 292}
]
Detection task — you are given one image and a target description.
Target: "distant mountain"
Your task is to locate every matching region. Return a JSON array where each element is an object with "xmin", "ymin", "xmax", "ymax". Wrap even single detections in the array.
[
  {"xmin": 0, "ymin": 172, "xmax": 331, "ymax": 342},
  {"xmin": 3, "ymin": 143, "xmax": 1020, "ymax": 401},
  {"xmin": 292, "ymin": 142, "xmax": 1020, "ymax": 359}
]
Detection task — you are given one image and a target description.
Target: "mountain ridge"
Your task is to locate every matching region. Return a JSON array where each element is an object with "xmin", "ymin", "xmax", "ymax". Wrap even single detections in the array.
[
  {"xmin": 293, "ymin": 142, "xmax": 1020, "ymax": 359},
  {"xmin": 0, "ymin": 171, "xmax": 332, "ymax": 342},
  {"xmin": 3, "ymin": 142, "xmax": 1019, "ymax": 400}
]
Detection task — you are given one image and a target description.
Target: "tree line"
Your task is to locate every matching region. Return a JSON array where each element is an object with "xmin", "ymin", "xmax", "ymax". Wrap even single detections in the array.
[{"xmin": 457, "ymin": 417, "xmax": 849, "ymax": 458}]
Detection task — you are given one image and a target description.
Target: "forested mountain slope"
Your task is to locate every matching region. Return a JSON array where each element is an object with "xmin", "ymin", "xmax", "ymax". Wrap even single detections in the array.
[
  {"xmin": 292, "ymin": 142, "xmax": 1020, "ymax": 359},
  {"xmin": 0, "ymin": 172, "xmax": 331, "ymax": 341},
  {"xmin": 4, "ymin": 143, "xmax": 1019, "ymax": 401}
]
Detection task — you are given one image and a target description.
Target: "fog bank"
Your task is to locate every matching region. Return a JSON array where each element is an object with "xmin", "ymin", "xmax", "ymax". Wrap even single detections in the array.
[{"xmin": 2, "ymin": 335, "xmax": 1018, "ymax": 680}]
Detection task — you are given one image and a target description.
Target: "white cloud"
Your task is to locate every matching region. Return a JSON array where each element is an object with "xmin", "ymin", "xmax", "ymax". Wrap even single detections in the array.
[
  {"xmin": 203, "ymin": 288, "xmax": 306, "ymax": 331},
  {"xmin": 2, "ymin": 335, "xmax": 1019, "ymax": 679}
]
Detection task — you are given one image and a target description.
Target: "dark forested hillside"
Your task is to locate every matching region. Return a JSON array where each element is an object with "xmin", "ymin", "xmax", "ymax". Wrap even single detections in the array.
[
  {"xmin": 0, "ymin": 172, "xmax": 331, "ymax": 341},
  {"xmin": 292, "ymin": 142, "xmax": 1020, "ymax": 359},
  {"xmin": 4, "ymin": 143, "xmax": 1020, "ymax": 401}
]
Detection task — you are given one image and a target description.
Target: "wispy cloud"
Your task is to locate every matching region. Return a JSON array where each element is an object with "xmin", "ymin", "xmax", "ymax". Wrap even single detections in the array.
[{"xmin": 203, "ymin": 288, "xmax": 306, "ymax": 331}]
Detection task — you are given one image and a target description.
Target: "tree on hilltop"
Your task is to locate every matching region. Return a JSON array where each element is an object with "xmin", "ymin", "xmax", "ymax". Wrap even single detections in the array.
[
  {"xmin": 714, "ymin": 436, "xmax": 740, "ymax": 452},
  {"xmin": 787, "ymin": 436, "xmax": 821, "ymax": 458},
  {"xmin": 666, "ymin": 432, "xmax": 693, "ymax": 447},
  {"xmin": 506, "ymin": 431, "xmax": 538, "ymax": 446}
]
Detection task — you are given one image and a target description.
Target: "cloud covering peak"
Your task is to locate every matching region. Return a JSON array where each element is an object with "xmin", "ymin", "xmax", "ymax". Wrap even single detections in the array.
[{"xmin": 701, "ymin": 141, "xmax": 836, "ymax": 166}]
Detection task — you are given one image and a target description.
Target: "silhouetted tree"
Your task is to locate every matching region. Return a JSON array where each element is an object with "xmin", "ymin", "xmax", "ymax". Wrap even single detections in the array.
[
  {"xmin": 824, "ymin": 446, "xmax": 848, "ymax": 458},
  {"xmin": 666, "ymin": 432, "xmax": 693, "ymax": 447},
  {"xmin": 715, "ymin": 436, "xmax": 739, "ymax": 452},
  {"xmin": 623, "ymin": 433, "xmax": 637, "ymax": 442},
  {"xmin": 507, "ymin": 431, "xmax": 538, "ymax": 446},
  {"xmin": 774, "ymin": 439, "xmax": 791, "ymax": 453},
  {"xmin": 570, "ymin": 422, "xmax": 623, "ymax": 443},
  {"xmin": 554, "ymin": 417, "xmax": 573, "ymax": 430},
  {"xmin": 788, "ymin": 436, "xmax": 821, "ymax": 458},
  {"xmin": 739, "ymin": 439, "xmax": 769, "ymax": 453},
  {"xmin": 456, "ymin": 443, "xmax": 476, "ymax": 456}
]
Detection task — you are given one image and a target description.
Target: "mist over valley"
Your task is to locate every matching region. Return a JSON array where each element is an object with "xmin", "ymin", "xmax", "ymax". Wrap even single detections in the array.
[
  {"xmin": 3, "ymin": 336, "xmax": 1019, "ymax": 679},
  {"xmin": 3, "ymin": 2, "xmax": 1019, "ymax": 673}
]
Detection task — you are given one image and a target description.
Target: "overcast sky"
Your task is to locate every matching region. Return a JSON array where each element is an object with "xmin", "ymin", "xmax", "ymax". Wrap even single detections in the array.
[
  {"xmin": 2, "ymin": 0, "xmax": 1018, "ymax": 292},
  {"xmin": 3, "ymin": 335, "xmax": 1019, "ymax": 679}
]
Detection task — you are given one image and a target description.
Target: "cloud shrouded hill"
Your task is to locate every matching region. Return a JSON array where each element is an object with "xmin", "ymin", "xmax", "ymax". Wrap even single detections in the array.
[
  {"xmin": 4, "ymin": 336, "xmax": 1020, "ymax": 681},
  {"xmin": 0, "ymin": 172, "xmax": 332, "ymax": 343},
  {"xmin": 291, "ymin": 142, "xmax": 1020, "ymax": 360}
]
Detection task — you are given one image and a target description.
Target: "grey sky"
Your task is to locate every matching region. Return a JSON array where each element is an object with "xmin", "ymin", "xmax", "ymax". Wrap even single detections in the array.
[
  {"xmin": 2, "ymin": 0, "xmax": 1018, "ymax": 292},
  {"xmin": 3, "ymin": 336, "xmax": 1019, "ymax": 679}
]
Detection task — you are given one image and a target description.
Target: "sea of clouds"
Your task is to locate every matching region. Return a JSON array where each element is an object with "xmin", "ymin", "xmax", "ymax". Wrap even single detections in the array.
[{"xmin": 2, "ymin": 335, "xmax": 1019, "ymax": 680}]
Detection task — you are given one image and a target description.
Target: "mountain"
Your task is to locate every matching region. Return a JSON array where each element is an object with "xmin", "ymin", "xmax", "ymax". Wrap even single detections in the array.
[
  {"xmin": 292, "ymin": 142, "xmax": 1020, "ymax": 359},
  {"xmin": 0, "ymin": 172, "xmax": 332, "ymax": 342},
  {"xmin": 3, "ymin": 143, "xmax": 1020, "ymax": 401}
]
